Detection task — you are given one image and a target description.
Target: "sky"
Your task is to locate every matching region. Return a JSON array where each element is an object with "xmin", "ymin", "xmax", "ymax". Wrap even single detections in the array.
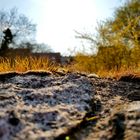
[{"xmin": 0, "ymin": 0, "xmax": 126, "ymax": 55}]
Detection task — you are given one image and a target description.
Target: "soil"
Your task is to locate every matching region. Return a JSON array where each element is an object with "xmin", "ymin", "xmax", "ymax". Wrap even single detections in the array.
[{"xmin": 0, "ymin": 71, "xmax": 140, "ymax": 140}]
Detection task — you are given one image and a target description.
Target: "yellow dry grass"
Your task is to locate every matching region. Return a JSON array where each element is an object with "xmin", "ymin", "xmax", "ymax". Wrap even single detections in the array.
[
  {"xmin": 97, "ymin": 67, "xmax": 140, "ymax": 79},
  {"xmin": 66, "ymin": 62, "xmax": 140, "ymax": 79},
  {"xmin": 0, "ymin": 56, "xmax": 59, "ymax": 73}
]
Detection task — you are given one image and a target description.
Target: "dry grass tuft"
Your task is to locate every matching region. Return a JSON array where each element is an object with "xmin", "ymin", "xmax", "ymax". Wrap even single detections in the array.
[
  {"xmin": 97, "ymin": 68, "xmax": 140, "ymax": 79},
  {"xmin": 0, "ymin": 56, "xmax": 59, "ymax": 73}
]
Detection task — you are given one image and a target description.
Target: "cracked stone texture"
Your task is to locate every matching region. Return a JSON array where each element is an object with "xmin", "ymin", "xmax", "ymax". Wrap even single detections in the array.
[
  {"xmin": 0, "ymin": 73, "xmax": 94, "ymax": 140},
  {"xmin": 0, "ymin": 72, "xmax": 140, "ymax": 140},
  {"xmin": 70, "ymin": 76, "xmax": 140, "ymax": 140}
]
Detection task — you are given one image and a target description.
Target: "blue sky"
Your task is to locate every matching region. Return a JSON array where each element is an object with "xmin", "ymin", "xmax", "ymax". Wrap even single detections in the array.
[{"xmin": 0, "ymin": 0, "xmax": 126, "ymax": 55}]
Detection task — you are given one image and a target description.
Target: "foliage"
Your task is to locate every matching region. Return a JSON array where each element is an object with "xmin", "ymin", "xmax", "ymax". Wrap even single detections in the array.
[
  {"xmin": 71, "ymin": 53, "xmax": 96, "ymax": 73},
  {"xmin": 73, "ymin": 0, "xmax": 140, "ymax": 74}
]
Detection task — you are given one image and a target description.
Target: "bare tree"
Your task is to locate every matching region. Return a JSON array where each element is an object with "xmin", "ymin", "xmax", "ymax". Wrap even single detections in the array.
[{"xmin": 0, "ymin": 7, "xmax": 36, "ymax": 44}]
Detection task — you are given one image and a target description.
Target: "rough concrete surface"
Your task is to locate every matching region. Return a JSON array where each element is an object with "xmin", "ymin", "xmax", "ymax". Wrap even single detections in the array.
[{"xmin": 0, "ymin": 72, "xmax": 140, "ymax": 140}]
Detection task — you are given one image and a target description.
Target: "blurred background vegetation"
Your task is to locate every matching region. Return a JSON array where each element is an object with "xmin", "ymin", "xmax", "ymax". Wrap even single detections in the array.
[
  {"xmin": 71, "ymin": 0, "xmax": 140, "ymax": 76},
  {"xmin": 0, "ymin": 0, "xmax": 139, "ymax": 77}
]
